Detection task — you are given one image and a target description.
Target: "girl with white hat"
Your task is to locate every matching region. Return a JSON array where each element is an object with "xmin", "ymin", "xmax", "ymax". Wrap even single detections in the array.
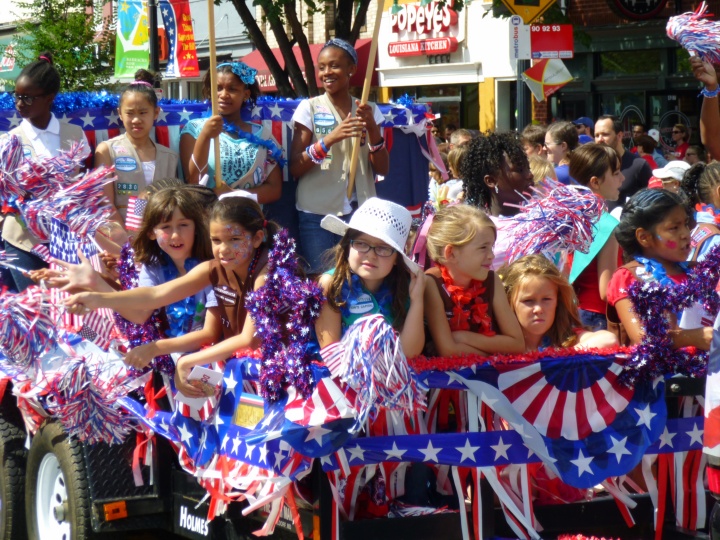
[{"xmin": 315, "ymin": 197, "xmax": 426, "ymax": 358}]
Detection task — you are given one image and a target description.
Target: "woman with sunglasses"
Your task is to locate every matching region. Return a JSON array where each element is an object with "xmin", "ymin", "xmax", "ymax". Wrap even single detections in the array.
[
  {"xmin": 666, "ymin": 124, "xmax": 690, "ymax": 161},
  {"xmin": 2, "ymin": 52, "xmax": 90, "ymax": 292}
]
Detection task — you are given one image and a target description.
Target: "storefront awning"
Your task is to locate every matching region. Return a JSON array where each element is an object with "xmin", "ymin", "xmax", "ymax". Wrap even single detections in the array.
[{"xmin": 241, "ymin": 38, "xmax": 378, "ymax": 92}]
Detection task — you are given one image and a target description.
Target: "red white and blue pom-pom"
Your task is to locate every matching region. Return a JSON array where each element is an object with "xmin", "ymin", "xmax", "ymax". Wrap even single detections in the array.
[
  {"xmin": 337, "ymin": 314, "xmax": 427, "ymax": 427},
  {"xmin": 667, "ymin": 2, "xmax": 720, "ymax": 64},
  {"xmin": 44, "ymin": 351, "xmax": 136, "ymax": 445},
  {"xmin": 0, "ymin": 286, "xmax": 56, "ymax": 371},
  {"xmin": 503, "ymin": 179, "xmax": 603, "ymax": 265}
]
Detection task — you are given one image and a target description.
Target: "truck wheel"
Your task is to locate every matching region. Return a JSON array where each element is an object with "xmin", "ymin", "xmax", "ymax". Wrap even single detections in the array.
[
  {"xmin": 25, "ymin": 421, "xmax": 92, "ymax": 540},
  {"xmin": 0, "ymin": 406, "xmax": 27, "ymax": 540}
]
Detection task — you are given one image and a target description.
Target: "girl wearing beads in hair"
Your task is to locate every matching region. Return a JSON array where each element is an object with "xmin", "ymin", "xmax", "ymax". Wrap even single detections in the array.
[
  {"xmin": 289, "ymin": 39, "xmax": 389, "ymax": 274},
  {"xmin": 66, "ymin": 194, "xmax": 277, "ymax": 396},
  {"xmin": 567, "ymin": 143, "xmax": 624, "ymax": 330},
  {"xmin": 681, "ymin": 162, "xmax": 720, "ymax": 262},
  {"xmin": 180, "ymin": 62, "xmax": 283, "ymax": 204},
  {"xmin": 423, "ymin": 204, "xmax": 524, "ymax": 356},
  {"xmin": 95, "ymin": 69, "xmax": 179, "ymax": 228},
  {"xmin": 503, "ymin": 254, "xmax": 618, "ymax": 351},
  {"xmin": 607, "ymin": 188, "xmax": 712, "ymax": 347},
  {"xmin": 315, "ymin": 198, "xmax": 425, "ymax": 357},
  {"xmin": 2, "ymin": 52, "xmax": 91, "ymax": 292}
]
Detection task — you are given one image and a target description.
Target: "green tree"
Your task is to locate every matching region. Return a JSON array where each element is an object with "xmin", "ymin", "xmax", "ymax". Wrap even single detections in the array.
[
  {"xmin": 226, "ymin": 0, "xmax": 373, "ymax": 98},
  {"xmin": 12, "ymin": 0, "xmax": 115, "ymax": 91}
]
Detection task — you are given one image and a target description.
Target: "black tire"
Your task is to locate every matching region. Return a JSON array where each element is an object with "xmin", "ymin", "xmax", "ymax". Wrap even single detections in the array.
[
  {"xmin": 25, "ymin": 421, "xmax": 93, "ymax": 540},
  {"xmin": 0, "ymin": 389, "xmax": 27, "ymax": 540}
]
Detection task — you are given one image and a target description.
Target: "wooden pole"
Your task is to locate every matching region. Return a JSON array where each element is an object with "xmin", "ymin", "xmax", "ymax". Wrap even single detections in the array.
[
  {"xmin": 207, "ymin": 0, "xmax": 223, "ymax": 189},
  {"xmin": 346, "ymin": 0, "xmax": 385, "ymax": 199}
]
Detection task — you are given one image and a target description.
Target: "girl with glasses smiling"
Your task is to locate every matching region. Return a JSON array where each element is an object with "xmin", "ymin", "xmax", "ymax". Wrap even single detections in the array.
[
  {"xmin": 315, "ymin": 197, "xmax": 426, "ymax": 358},
  {"xmin": 2, "ymin": 52, "xmax": 90, "ymax": 292}
]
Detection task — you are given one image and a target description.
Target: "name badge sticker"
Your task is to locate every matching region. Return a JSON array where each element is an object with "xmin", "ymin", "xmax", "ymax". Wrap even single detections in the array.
[
  {"xmin": 349, "ymin": 293, "xmax": 374, "ymax": 314},
  {"xmin": 115, "ymin": 156, "xmax": 138, "ymax": 172}
]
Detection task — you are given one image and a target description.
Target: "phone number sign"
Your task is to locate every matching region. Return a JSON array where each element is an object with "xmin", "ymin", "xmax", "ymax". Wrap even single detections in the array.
[{"xmin": 530, "ymin": 24, "xmax": 574, "ymax": 59}]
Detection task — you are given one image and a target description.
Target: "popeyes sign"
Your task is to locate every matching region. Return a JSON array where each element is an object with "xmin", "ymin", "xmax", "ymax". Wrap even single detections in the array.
[{"xmin": 389, "ymin": 0, "xmax": 460, "ymax": 57}]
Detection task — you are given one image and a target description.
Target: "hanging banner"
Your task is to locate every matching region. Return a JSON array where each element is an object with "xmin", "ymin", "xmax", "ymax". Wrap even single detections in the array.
[
  {"xmin": 159, "ymin": 0, "xmax": 200, "ymax": 78},
  {"xmin": 521, "ymin": 58, "xmax": 573, "ymax": 102},
  {"xmin": 114, "ymin": 0, "xmax": 150, "ymax": 77}
]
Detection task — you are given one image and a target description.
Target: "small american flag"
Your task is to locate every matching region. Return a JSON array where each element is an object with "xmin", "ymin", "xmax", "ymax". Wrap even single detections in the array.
[
  {"xmin": 125, "ymin": 197, "xmax": 147, "ymax": 232},
  {"xmin": 30, "ymin": 244, "xmax": 52, "ymax": 263},
  {"xmin": 49, "ymin": 218, "xmax": 116, "ymax": 349}
]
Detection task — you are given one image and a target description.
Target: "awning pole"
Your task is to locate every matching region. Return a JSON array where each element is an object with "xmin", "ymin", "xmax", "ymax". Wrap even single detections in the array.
[
  {"xmin": 347, "ymin": 0, "xmax": 385, "ymax": 199},
  {"xmin": 207, "ymin": 0, "xmax": 224, "ymax": 191}
]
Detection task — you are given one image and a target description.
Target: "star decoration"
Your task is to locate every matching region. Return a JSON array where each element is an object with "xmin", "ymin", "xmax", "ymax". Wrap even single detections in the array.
[
  {"xmin": 347, "ymin": 444, "xmax": 365, "ymax": 462},
  {"xmin": 607, "ymin": 436, "xmax": 632, "ymax": 463},
  {"xmin": 178, "ymin": 422, "xmax": 193, "ymax": 444},
  {"xmin": 385, "ymin": 442, "xmax": 407, "ymax": 460},
  {"xmin": 107, "ymin": 110, "xmax": 120, "ymax": 126},
  {"xmin": 258, "ymin": 445, "xmax": 269, "ymax": 463},
  {"xmin": 658, "ymin": 426, "xmax": 676, "ymax": 449},
  {"xmin": 156, "ymin": 109, "xmax": 169, "ymax": 124},
  {"xmin": 231, "ymin": 434, "xmax": 242, "ymax": 454},
  {"xmin": 177, "ymin": 108, "xmax": 193, "ymax": 122},
  {"xmin": 687, "ymin": 423, "xmax": 704, "ymax": 446},
  {"xmin": 491, "ymin": 436, "xmax": 511, "ymax": 461},
  {"xmin": 634, "ymin": 404, "xmax": 657, "ymax": 429},
  {"xmin": 418, "ymin": 441, "xmax": 442, "ymax": 463},
  {"xmin": 245, "ymin": 443, "xmax": 255, "ymax": 459},
  {"xmin": 571, "ymin": 449, "xmax": 594, "ymax": 476},
  {"xmin": 221, "ymin": 435, "xmax": 230, "ymax": 451},
  {"xmin": 224, "ymin": 370, "xmax": 238, "ymax": 396},
  {"xmin": 456, "ymin": 439, "xmax": 480, "ymax": 463},
  {"xmin": 79, "ymin": 111, "xmax": 95, "ymax": 127},
  {"xmin": 268, "ymin": 102, "xmax": 283, "ymax": 120},
  {"xmin": 304, "ymin": 425, "xmax": 332, "ymax": 446}
]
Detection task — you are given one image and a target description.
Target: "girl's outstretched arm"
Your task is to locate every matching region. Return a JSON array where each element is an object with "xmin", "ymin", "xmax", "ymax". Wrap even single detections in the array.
[
  {"xmin": 452, "ymin": 272, "xmax": 525, "ymax": 354},
  {"xmin": 124, "ymin": 307, "xmax": 223, "ymax": 370},
  {"xmin": 65, "ymin": 261, "xmax": 213, "ymax": 315},
  {"xmin": 315, "ymin": 274, "xmax": 342, "ymax": 349},
  {"xmin": 399, "ymin": 271, "xmax": 426, "ymax": 358},
  {"xmin": 424, "ymin": 278, "xmax": 486, "ymax": 357},
  {"xmin": 174, "ymin": 273, "xmax": 268, "ymax": 395}
]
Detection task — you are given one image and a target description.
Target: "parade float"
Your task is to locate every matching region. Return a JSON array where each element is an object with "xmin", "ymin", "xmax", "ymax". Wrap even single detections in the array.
[{"xmin": 0, "ymin": 92, "xmax": 716, "ymax": 540}]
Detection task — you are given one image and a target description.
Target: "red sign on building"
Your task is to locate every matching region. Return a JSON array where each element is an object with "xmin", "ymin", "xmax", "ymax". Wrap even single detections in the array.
[
  {"xmin": 530, "ymin": 24, "xmax": 574, "ymax": 59},
  {"xmin": 388, "ymin": 37, "xmax": 458, "ymax": 57},
  {"xmin": 388, "ymin": 0, "xmax": 460, "ymax": 58}
]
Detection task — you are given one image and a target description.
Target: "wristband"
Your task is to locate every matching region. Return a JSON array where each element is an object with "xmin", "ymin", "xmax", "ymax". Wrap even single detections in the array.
[
  {"xmin": 191, "ymin": 154, "xmax": 208, "ymax": 173},
  {"xmin": 306, "ymin": 144, "xmax": 324, "ymax": 164},
  {"xmin": 368, "ymin": 137, "xmax": 385, "ymax": 153},
  {"xmin": 319, "ymin": 138, "xmax": 329, "ymax": 153},
  {"xmin": 701, "ymin": 86, "xmax": 720, "ymax": 98},
  {"xmin": 314, "ymin": 141, "xmax": 327, "ymax": 159}
]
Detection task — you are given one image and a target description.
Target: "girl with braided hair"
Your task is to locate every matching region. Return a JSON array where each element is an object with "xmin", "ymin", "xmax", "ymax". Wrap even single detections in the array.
[
  {"xmin": 681, "ymin": 162, "xmax": 720, "ymax": 262},
  {"xmin": 460, "ymin": 131, "xmax": 533, "ymax": 269},
  {"xmin": 461, "ymin": 131, "xmax": 533, "ymax": 217}
]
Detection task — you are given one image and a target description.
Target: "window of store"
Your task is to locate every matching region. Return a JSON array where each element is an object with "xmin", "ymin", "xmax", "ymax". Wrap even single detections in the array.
[
  {"xmin": 599, "ymin": 50, "xmax": 662, "ymax": 77},
  {"xmin": 392, "ymin": 85, "xmax": 478, "ymax": 131}
]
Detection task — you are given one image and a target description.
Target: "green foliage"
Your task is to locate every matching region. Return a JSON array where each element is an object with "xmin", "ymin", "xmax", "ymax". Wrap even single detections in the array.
[{"xmin": 12, "ymin": 0, "xmax": 115, "ymax": 91}]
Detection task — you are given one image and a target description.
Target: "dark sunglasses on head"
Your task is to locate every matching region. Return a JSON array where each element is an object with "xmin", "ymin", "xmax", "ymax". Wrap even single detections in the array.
[{"xmin": 12, "ymin": 92, "xmax": 47, "ymax": 106}]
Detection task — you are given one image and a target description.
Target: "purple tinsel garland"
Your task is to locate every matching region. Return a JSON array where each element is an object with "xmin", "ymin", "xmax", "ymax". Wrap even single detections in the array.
[
  {"xmin": 245, "ymin": 229, "xmax": 324, "ymax": 402},
  {"xmin": 115, "ymin": 242, "xmax": 175, "ymax": 376},
  {"xmin": 622, "ymin": 243, "xmax": 720, "ymax": 385}
]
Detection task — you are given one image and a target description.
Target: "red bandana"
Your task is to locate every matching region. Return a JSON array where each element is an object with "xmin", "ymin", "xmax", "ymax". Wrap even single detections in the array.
[{"xmin": 439, "ymin": 265, "xmax": 496, "ymax": 336}]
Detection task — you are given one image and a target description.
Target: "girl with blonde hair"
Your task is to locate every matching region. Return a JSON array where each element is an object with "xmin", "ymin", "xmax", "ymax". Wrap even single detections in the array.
[
  {"xmin": 424, "ymin": 204, "xmax": 524, "ymax": 356},
  {"xmin": 503, "ymin": 254, "xmax": 618, "ymax": 351}
]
